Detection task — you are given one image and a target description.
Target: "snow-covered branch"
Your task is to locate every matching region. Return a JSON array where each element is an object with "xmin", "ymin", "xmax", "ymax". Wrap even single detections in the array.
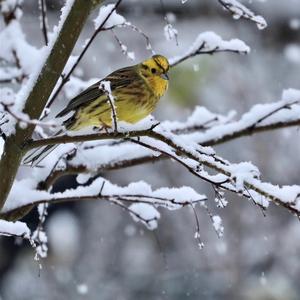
[
  {"xmin": 26, "ymin": 89, "xmax": 300, "ymax": 150},
  {"xmin": 17, "ymin": 89, "xmax": 300, "ymax": 218},
  {"xmin": 1, "ymin": 177, "xmax": 207, "ymax": 230},
  {"xmin": 170, "ymin": 31, "xmax": 250, "ymax": 67},
  {"xmin": 0, "ymin": 219, "xmax": 30, "ymax": 238},
  {"xmin": 99, "ymin": 80, "xmax": 118, "ymax": 131},
  {"xmin": 217, "ymin": 0, "xmax": 267, "ymax": 30}
]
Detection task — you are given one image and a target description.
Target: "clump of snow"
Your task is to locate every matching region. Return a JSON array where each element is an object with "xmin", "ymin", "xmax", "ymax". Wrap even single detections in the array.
[
  {"xmin": 169, "ymin": 31, "xmax": 250, "ymax": 66},
  {"xmin": 186, "ymin": 89, "xmax": 300, "ymax": 147},
  {"xmin": 32, "ymin": 228, "xmax": 48, "ymax": 258},
  {"xmin": 192, "ymin": 31, "xmax": 250, "ymax": 53},
  {"xmin": 0, "ymin": 219, "xmax": 30, "ymax": 238},
  {"xmin": 129, "ymin": 203, "xmax": 160, "ymax": 230},
  {"xmin": 76, "ymin": 173, "xmax": 91, "ymax": 184},
  {"xmin": 0, "ymin": 21, "xmax": 39, "ymax": 76},
  {"xmin": 120, "ymin": 44, "xmax": 135, "ymax": 60},
  {"xmin": 162, "ymin": 106, "xmax": 236, "ymax": 133},
  {"xmin": 194, "ymin": 231, "xmax": 204, "ymax": 249},
  {"xmin": 281, "ymin": 88, "xmax": 300, "ymax": 102},
  {"xmin": 0, "ymin": 0, "xmax": 23, "ymax": 19},
  {"xmin": 164, "ymin": 24, "xmax": 178, "ymax": 43},
  {"xmin": 99, "ymin": 80, "xmax": 112, "ymax": 94},
  {"xmin": 94, "ymin": 4, "xmax": 126, "ymax": 29},
  {"xmin": 212, "ymin": 215, "xmax": 224, "ymax": 237},
  {"xmin": 229, "ymin": 162, "xmax": 260, "ymax": 192}
]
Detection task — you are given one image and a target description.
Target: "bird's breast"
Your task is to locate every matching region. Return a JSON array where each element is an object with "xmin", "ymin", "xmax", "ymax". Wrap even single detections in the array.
[{"xmin": 146, "ymin": 76, "xmax": 168, "ymax": 98}]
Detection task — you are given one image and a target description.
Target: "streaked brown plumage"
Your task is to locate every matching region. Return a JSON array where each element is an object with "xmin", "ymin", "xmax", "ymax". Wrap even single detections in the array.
[{"xmin": 24, "ymin": 54, "xmax": 170, "ymax": 165}]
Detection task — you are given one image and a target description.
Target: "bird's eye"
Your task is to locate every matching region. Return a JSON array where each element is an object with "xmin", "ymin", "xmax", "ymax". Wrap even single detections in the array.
[{"xmin": 151, "ymin": 68, "xmax": 156, "ymax": 74}]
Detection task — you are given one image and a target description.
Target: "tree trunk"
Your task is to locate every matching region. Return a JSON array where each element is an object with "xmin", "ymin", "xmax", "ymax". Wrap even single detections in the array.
[{"xmin": 0, "ymin": 0, "xmax": 103, "ymax": 212}]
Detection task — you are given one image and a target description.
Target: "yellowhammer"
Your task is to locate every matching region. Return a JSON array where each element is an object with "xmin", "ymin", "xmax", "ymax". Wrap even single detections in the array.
[{"xmin": 24, "ymin": 54, "xmax": 170, "ymax": 165}]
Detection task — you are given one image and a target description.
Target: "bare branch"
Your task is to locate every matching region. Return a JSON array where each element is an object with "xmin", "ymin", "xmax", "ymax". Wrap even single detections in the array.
[{"xmin": 38, "ymin": 0, "xmax": 49, "ymax": 45}]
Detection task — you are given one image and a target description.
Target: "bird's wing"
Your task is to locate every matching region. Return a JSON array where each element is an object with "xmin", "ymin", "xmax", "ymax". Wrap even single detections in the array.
[{"xmin": 56, "ymin": 66, "xmax": 138, "ymax": 118}]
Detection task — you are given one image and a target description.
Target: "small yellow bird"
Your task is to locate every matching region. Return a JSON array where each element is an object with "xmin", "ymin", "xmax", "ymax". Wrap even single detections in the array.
[{"xmin": 24, "ymin": 54, "xmax": 170, "ymax": 165}]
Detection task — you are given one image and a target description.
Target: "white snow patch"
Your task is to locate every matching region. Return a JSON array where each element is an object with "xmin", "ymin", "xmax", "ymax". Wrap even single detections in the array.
[
  {"xmin": 0, "ymin": 219, "xmax": 30, "ymax": 238},
  {"xmin": 94, "ymin": 4, "xmax": 126, "ymax": 29},
  {"xmin": 169, "ymin": 31, "xmax": 250, "ymax": 65},
  {"xmin": 129, "ymin": 203, "xmax": 160, "ymax": 230}
]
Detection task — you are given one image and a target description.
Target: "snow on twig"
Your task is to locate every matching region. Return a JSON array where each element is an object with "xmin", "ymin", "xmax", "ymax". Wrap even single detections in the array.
[
  {"xmin": 93, "ymin": 3, "xmax": 126, "ymax": 29},
  {"xmin": 159, "ymin": 0, "xmax": 178, "ymax": 45},
  {"xmin": 217, "ymin": 0, "xmax": 267, "ymax": 30},
  {"xmin": 2, "ymin": 177, "xmax": 207, "ymax": 230},
  {"xmin": 0, "ymin": 217, "xmax": 48, "ymax": 263},
  {"xmin": 0, "ymin": 219, "xmax": 30, "ymax": 238},
  {"xmin": 112, "ymin": 30, "xmax": 135, "ymax": 60},
  {"xmin": 99, "ymin": 80, "xmax": 118, "ymax": 132},
  {"xmin": 189, "ymin": 89, "xmax": 300, "ymax": 146},
  {"xmin": 170, "ymin": 31, "xmax": 250, "ymax": 67}
]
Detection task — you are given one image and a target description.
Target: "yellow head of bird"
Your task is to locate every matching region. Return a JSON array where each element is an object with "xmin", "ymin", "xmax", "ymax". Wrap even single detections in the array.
[{"xmin": 140, "ymin": 54, "xmax": 170, "ymax": 81}]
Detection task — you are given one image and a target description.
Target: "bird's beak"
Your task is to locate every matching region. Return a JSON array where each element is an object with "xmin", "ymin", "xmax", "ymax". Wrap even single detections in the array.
[{"xmin": 161, "ymin": 73, "xmax": 169, "ymax": 80}]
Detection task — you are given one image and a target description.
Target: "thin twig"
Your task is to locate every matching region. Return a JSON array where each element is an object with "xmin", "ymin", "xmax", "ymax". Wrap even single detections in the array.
[
  {"xmin": 38, "ymin": 0, "xmax": 49, "ymax": 45},
  {"xmin": 171, "ymin": 43, "xmax": 248, "ymax": 67},
  {"xmin": 99, "ymin": 81, "xmax": 118, "ymax": 132}
]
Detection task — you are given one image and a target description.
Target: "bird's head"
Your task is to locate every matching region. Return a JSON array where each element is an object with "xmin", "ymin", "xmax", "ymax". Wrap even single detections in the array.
[{"xmin": 139, "ymin": 54, "xmax": 170, "ymax": 81}]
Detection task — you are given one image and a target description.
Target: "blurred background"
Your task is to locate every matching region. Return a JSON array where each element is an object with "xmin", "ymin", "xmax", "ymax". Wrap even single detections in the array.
[{"xmin": 1, "ymin": 0, "xmax": 300, "ymax": 299}]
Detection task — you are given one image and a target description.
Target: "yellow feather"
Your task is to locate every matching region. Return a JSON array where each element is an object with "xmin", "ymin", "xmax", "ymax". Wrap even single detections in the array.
[{"xmin": 70, "ymin": 54, "xmax": 169, "ymax": 129}]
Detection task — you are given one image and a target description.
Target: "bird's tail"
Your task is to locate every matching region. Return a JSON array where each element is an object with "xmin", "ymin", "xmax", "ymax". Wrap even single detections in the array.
[{"xmin": 23, "ymin": 129, "xmax": 64, "ymax": 167}]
